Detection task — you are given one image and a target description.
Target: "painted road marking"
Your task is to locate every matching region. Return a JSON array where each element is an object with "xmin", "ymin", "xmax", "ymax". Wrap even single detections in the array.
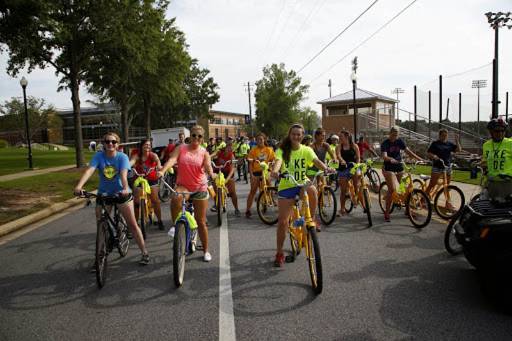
[{"xmin": 219, "ymin": 211, "xmax": 236, "ymax": 341}]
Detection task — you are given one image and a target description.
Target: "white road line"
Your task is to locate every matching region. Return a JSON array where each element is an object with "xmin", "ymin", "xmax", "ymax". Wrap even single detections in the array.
[{"xmin": 219, "ymin": 211, "xmax": 236, "ymax": 341}]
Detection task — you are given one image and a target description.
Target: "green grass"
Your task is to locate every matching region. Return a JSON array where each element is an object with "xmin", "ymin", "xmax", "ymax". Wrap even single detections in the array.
[
  {"xmin": 0, "ymin": 168, "xmax": 99, "ymax": 225},
  {"xmin": 0, "ymin": 147, "xmax": 95, "ymax": 176}
]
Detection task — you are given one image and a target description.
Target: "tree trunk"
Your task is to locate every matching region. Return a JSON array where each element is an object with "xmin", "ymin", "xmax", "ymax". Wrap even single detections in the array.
[
  {"xmin": 143, "ymin": 94, "xmax": 151, "ymax": 138},
  {"xmin": 70, "ymin": 75, "xmax": 84, "ymax": 167},
  {"xmin": 120, "ymin": 98, "xmax": 129, "ymax": 143}
]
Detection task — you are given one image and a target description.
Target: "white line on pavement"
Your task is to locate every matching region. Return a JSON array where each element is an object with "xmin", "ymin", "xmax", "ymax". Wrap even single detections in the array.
[{"xmin": 219, "ymin": 211, "xmax": 236, "ymax": 341}]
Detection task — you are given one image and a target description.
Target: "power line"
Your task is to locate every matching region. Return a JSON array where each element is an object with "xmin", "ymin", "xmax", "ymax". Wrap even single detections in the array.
[
  {"xmin": 307, "ymin": 0, "xmax": 419, "ymax": 85},
  {"xmin": 259, "ymin": 1, "xmax": 287, "ymax": 65},
  {"xmin": 296, "ymin": 0, "xmax": 379, "ymax": 74},
  {"xmin": 271, "ymin": 0, "xmax": 302, "ymax": 54}
]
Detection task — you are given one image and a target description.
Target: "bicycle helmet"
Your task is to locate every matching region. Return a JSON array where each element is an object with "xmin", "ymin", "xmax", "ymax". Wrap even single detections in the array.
[
  {"xmin": 330, "ymin": 134, "xmax": 339, "ymax": 140},
  {"xmin": 487, "ymin": 117, "xmax": 508, "ymax": 131}
]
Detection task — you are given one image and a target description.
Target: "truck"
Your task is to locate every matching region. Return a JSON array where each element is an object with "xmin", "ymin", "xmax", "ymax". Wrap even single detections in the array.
[{"xmin": 151, "ymin": 127, "xmax": 190, "ymax": 148}]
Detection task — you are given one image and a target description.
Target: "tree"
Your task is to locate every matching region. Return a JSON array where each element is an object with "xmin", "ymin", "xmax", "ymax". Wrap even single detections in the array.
[
  {"xmin": 298, "ymin": 107, "xmax": 321, "ymax": 134},
  {"xmin": 254, "ymin": 63, "xmax": 309, "ymax": 138},
  {"xmin": 0, "ymin": 0, "xmax": 119, "ymax": 167}
]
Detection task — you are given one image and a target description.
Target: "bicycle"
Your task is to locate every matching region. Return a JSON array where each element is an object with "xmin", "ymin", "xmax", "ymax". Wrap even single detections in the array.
[
  {"xmin": 132, "ymin": 168, "xmax": 156, "ymax": 240},
  {"xmin": 282, "ymin": 171, "xmax": 332, "ymax": 295},
  {"xmin": 412, "ymin": 159, "xmax": 465, "ymax": 220},
  {"xmin": 78, "ymin": 191, "xmax": 130, "ymax": 289},
  {"xmin": 158, "ymin": 167, "xmax": 176, "ymax": 203},
  {"xmin": 211, "ymin": 160, "xmax": 234, "ymax": 226},
  {"xmin": 325, "ymin": 159, "xmax": 340, "ymax": 192},
  {"xmin": 316, "ymin": 160, "xmax": 338, "ymax": 225},
  {"xmin": 248, "ymin": 158, "xmax": 279, "ymax": 225},
  {"xmin": 341, "ymin": 162, "xmax": 373, "ymax": 227},
  {"xmin": 160, "ymin": 179, "xmax": 199, "ymax": 287},
  {"xmin": 364, "ymin": 158, "xmax": 381, "ymax": 194},
  {"xmin": 378, "ymin": 162, "xmax": 433, "ymax": 228}
]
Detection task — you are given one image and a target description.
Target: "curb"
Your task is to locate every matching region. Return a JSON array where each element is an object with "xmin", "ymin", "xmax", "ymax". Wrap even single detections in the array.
[{"xmin": 0, "ymin": 197, "xmax": 88, "ymax": 238}]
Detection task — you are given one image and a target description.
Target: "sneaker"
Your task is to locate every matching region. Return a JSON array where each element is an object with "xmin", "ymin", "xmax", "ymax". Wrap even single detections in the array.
[
  {"xmin": 245, "ymin": 210, "xmax": 251, "ymax": 218},
  {"xmin": 274, "ymin": 252, "xmax": 285, "ymax": 267},
  {"xmin": 204, "ymin": 251, "xmax": 212, "ymax": 262},
  {"xmin": 139, "ymin": 253, "xmax": 150, "ymax": 265},
  {"xmin": 210, "ymin": 206, "xmax": 217, "ymax": 212},
  {"xmin": 158, "ymin": 221, "xmax": 165, "ymax": 231},
  {"xmin": 235, "ymin": 209, "xmax": 241, "ymax": 217},
  {"xmin": 168, "ymin": 226, "xmax": 175, "ymax": 238},
  {"xmin": 384, "ymin": 213, "xmax": 391, "ymax": 222}
]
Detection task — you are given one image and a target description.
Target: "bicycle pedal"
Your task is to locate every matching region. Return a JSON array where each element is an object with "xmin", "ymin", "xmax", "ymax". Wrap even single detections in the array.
[{"xmin": 285, "ymin": 255, "xmax": 295, "ymax": 263}]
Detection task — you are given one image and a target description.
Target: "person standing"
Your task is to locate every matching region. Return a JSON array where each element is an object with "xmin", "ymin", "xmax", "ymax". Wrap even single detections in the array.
[{"xmin": 357, "ymin": 135, "xmax": 378, "ymax": 160}]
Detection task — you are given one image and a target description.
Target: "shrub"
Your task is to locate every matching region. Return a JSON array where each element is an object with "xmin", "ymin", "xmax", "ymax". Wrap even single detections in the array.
[{"xmin": 0, "ymin": 139, "xmax": 9, "ymax": 148}]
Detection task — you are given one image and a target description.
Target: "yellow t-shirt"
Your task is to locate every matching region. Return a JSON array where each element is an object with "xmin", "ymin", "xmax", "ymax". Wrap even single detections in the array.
[
  {"xmin": 276, "ymin": 145, "xmax": 317, "ymax": 191},
  {"xmin": 248, "ymin": 145, "xmax": 275, "ymax": 173}
]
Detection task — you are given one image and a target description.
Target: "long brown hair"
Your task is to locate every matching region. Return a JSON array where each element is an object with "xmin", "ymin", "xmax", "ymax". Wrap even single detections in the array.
[
  {"xmin": 279, "ymin": 123, "xmax": 304, "ymax": 163},
  {"xmin": 341, "ymin": 130, "xmax": 355, "ymax": 149}
]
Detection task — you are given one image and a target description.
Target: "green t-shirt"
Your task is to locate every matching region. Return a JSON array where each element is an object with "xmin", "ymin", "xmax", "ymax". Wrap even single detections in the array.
[
  {"xmin": 235, "ymin": 142, "xmax": 250, "ymax": 157},
  {"xmin": 276, "ymin": 145, "xmax": 317, "ymax": 191},
  {"xmin": 213, "ymin": 142, "xmax": 226, "ymax": 152},
  {"xmin": 482, "ymin": 138, "xmax": 512, "ymax": 179}
]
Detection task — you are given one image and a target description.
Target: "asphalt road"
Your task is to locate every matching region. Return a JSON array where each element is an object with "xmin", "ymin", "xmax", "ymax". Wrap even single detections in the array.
[{"xmin": 1, "ymin": 181, "xmax": 511, "ymax": 340}]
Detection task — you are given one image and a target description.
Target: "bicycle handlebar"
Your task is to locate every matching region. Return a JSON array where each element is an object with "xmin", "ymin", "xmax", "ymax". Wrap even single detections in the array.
[
  {"xmin": 280, "ymin": 170, "xmax": 333, "ymax": 187},
  {"xmin": 159, "ymin": 177, "xmax": 195, "ymax": 196},
  {"xmin": 210, "ymin": 160, "xmax": 235, "ymax": 170},
  {"xmin": 132, "ymin": 167, "xmax": 157, "ymax": 177}
]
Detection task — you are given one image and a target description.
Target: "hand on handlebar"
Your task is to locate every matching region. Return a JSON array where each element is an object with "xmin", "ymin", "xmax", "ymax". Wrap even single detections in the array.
[{"xmin": 73, "ymin": 187, "xmax": 84, "ymax": 196}]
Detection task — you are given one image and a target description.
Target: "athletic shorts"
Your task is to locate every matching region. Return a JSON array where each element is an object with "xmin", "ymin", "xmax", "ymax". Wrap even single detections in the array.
[
  {"xmin": 383, "ymin": 163, "xmax": 404, "ymax": 173},
  {"xmin": 189, "ymin": 191, "xmax": 209, "ymax": 201},
  {"xmin": 432, "ymin": 165, "xmax": 452, "ymax": 175},
  {"xmin": 278, "ymin": 186, "xmax": 301, "ymax": 199},
  {"xmin": 96, "ymin": 193, "xmax": 133, "ymax": 207},
  {"xmin": 252, "ymin": 171, "xmax": 262, "ymax": 177}
]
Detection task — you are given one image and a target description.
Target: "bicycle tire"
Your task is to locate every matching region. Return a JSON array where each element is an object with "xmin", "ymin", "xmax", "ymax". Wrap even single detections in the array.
[
  {"xmin": 363, "ymin": 188, "xmax": 373, "ymax": 227},
  {"xmin": 216, "ymin": 188, "xmax": 222, "ymax": 226},
  {"xmin": 366, "ymin": 169, "xmax": 381, "ymax": 194},
  {"xmin": 116, "ymin": 214, "xmax": 130, "ymax": 257},
  {"xmin": 140, "ymin": 198, "xmax": 147, "ymax": 240},
  {"xmin": 256, "ymin": 188, "xmax": 279, "ymax": 225},
  {"xmin": 319, "ymin": 187, "xmax": 337, "ymax": 225},
  {"xmin": 95, "ymin": 220, "xmax": 109, "ymax": 289},
  {"xmin": 344, "ymin": 192, "xmax": 354, "ymax": 214},
  {"xmin": 173, "ymin": 221, "xmax": 187, "ymax": 287},
  {"xmin": 406, "ymin": 189, "xmax": 432, "ymax": 229},
  {"xmin": 434, "ymin": 185, "xmax": 465, "ymax": 220},
  {"xmin": 158, "ymin": 178, "xmax": 171, "ymax": 202},
  {"xmin": 444, "ymin": 213, "xmax": 463, "ymax": 255},
  {"xmin": 378, "ymin": 182, "xmax": 395, "ymax": 214},
  {"xmin": 307, "ymin": 228, "xmax": 323, "ymax": 295},
  {"xmin": 413, "ymin": 179, "xmax": 424, "ymax": 190}
]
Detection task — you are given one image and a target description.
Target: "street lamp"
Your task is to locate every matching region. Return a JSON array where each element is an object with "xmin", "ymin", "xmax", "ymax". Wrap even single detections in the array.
[
  {"xmin": 472, "ymin": 79, "xmax": 487, "ymax": 137},
  {"xmin": 485, "ymin": 11, "xmax": 512, "ymax": 118},
  {"xmin": 351, "ymin": 56, "xmax": 358, "ymax": 138},
  {"xmin": 19, "ymin": 76, "xmax": 33, "ymax": 169},
  {"xmin": 391, "ymin": 88, "xmax": 404, "ymax": 122}
]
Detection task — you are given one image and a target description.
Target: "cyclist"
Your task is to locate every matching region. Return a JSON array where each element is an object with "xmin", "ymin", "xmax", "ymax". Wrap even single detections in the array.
[
  {"xmin": 74, "ymin": 132, "xmax": 149, "ymax": 265},
  {"xmin": 159, "ymin": 125, "xmax": 216, "ymax": 262},
  {"xmin": 270, "ymin": 123, "xmax": 334, "ymax": 267},
  {"xmin": 482, "ymin": 118, "xmax": 512, "ymax": 179},
  {"xmin": 425, "ymin": 129, "xmax": 462, "ymax": 201},
  {"xmin": 381, "ymin": 126, "xmax": 425, "ymax": 222},
  {"xmin": 246, "ymin": 132, "xmax": 275, "ymax": 218},
  {"xmin": 234, "ymin": 136, "xmax": 250, "ymax": 182},
  {"xmin": 210, "ymin": 136, "xmax": 241, "ymax": 217},
  {"xmin": 302, "ymin": 134, "xmax": 313, "ymax": 146},
  {"xmin": 212, "ymin": 137, "xmax": 226, "ymax": 154},
  {"xmin": 130, "ymin": 138, "xmax": 164, "ymax": 230},
  {"xmin": 357, "ymin": 135, "xmax": 378, "ymax": 160},
  {"xmin": 336, "ymin": 130, "xmax": 362, "ymax": 216}
]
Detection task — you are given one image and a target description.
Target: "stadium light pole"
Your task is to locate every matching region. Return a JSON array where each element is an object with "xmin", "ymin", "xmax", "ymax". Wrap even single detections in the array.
[
  {"xmin": 391, "ymin": 88, "xmax": 404, "ymax": 122},
  {"xmin": 472, "ymin": 79, "xmax": 487, "ymax": 137},
  {"xmin": 19, "ymin": 77, "xmax": 33, "ymax": 169},
  {"xmin": 351, "ymin": 57, "xmax": 358, "ymax": 138},
  {"xmin": 485, "ymin": 11, "xmax": 512, "ymax": 118}
]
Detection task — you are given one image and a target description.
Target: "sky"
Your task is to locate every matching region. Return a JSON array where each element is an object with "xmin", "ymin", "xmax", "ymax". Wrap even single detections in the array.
[{"xmin": 0, "ymin": 0, "xmax": 511, "ymax": 123}]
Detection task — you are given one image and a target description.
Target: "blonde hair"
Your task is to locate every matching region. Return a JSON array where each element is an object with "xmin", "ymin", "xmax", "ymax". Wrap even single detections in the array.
[
  {"xmin": 103, "ymin": 132, "xmax": 121, "ymax": 142},
  {"xmin": 191, "ymin": 125, "xmax": 205, "ymax": 135}
]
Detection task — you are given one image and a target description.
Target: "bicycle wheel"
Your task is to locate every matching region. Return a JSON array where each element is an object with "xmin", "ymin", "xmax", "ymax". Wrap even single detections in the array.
[
  {"xmin": 434, "ymin": 185, "xmax": 465, "ymax": 220},
  {"xmin": 140, "ymin": 198, "xmax": 147, "ymax": 240},
  {"xmin": 444, "ymin": 214, "xmax": 463, "ymax": 255},
  {"xmin": 327, "ymin": 174, "xmax": 339, "ymax": 192},
  {"xmin": 343, "ymin": 192, "xmax": 354, "ymax": 213},
  {"xmin": 413, "ymin": 179, "xmax": 424, "ymax": 190},
  {"xmin": 306, "ymin": 228, "xmax": 323, "ymax": 295},
  {"xmin": 406, "ymin": 189, "xmax": 432, "ymax": 228},
  {"xmin": 216, "ymin": 188, "xmax": 222, "ymax": 226},
  {"xmin": 362, "ymin": 188, "xmax": 373, "ymax": 227},
  {"xmin": 173, "ymin": 221, "xmax": 187, "ymax": 287},
  {"xmin": 257, "ymin": 188, "xmax": 279, "ymax": 225},
  {"xmin": 319, "ymin": 187, "xmax": 337, "ymax": 225},
  {"xmin": 289, "ymin": 230, "xmax": 300, "ymax": 262},
  {"xmin": 378, "ymin": 182, "xmax": 395, "ymax": 214},
  {"xmin": 158, "ymin": 178, "xmax": 171, "ymax": 202},
  {"xmin": 366, "ymin": 169, "xmax": 381, "ymax": 193},
  {"xmin": 95, "ymin": 221, "xmax": 109, "ymax": 289},
  {"xmin": 116, "ymin": 214, "xmax": 130, "ymax": 257}
]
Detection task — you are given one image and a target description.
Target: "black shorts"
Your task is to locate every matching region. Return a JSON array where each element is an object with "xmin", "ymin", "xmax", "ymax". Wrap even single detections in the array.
[
  {"xmin": 252, "ymin": 171, "xmax": 262, "ymax": 177},
  {"xmin": 383, "ymin": 163, "xmax": 404, "ymax": 173},
  {"xmin": 96, "ymin": 193, "xmax": 133, "ymax": 207}
]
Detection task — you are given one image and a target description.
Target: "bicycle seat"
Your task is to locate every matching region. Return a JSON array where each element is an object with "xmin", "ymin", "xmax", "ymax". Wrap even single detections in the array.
[{"xmin": 419, "ymin": 174, "xmax": 430, "ymax": 181}]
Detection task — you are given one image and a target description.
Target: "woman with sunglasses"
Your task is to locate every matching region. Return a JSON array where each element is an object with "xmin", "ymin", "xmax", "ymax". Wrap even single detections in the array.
[
  {"xmin": 159, "ymin": 125, "xmax": 216, "ymax": 262},
  {"xmin": 74, "ymin": 132, "xmax": 150, "ymax": 265},
  {"xmin": 130, "ymin": 138, "xmax": 164, "ymax": 230}
]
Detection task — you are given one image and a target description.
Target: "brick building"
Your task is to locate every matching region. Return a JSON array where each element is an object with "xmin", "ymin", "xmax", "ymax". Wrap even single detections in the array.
[{"xmin": 197, "ymin": 110, "xmax": 250, "ymax": 139}]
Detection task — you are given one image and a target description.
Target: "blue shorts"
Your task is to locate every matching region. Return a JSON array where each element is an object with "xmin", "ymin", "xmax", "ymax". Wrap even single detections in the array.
[
  {"xmin": 278, "ymin": 186, "xmax": 301, "ymax": 199},
  {"xmin": 338, "ymin": 168, "xmax": 352, "ymax": 179}
]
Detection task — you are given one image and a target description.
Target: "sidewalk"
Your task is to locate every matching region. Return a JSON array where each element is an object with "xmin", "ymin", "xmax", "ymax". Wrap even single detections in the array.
[{"xmin": 0, "ymin": 164, "xmax": 76, "ymax": 182}]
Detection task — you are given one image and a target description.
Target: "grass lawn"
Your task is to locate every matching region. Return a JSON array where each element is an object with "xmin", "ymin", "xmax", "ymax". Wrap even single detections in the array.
[
  {"xmin": 0, "ymin": 147, "xmax": 95, "ymax": 176},
  {"xmin": 0, "ymin": 168, "xmax": 99, "ymax": 225}
]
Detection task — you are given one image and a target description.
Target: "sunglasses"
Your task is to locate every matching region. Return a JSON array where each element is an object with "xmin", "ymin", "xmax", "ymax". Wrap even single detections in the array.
[
  {"xmin": 191, "ymin": 134, "xmax": 203, "ymax": 139},
  {"xmin": 104, "ymin": 140, "xmax": 118, "ymax": 145}
]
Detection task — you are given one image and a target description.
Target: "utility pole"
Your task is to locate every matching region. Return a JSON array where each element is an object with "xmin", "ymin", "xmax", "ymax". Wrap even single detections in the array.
[
  {"xmin": 246, "ymin": 82, "xmax": 254, "ymax": 136},
  {"xmin": 428, "ymin": 90, "xmax": 432, "ymax": 141},
  {"xmin": 472, "ymin": 79, "xmax": 487, "ymax": 137},
  {"xmin": 458, "ymin": 93, "xmax": 462, "ymax": 131},
  {"xmin": 391, "ymin": 88, "xmax": 404, "ymax": 122},
  {"xmin": 328, "ymin": 79, "xmax": 332, "ymax": 98},
  {"xmin": 439, "ymin": 75, "xmax": 443, "ymax": 130},
  {"xmin": 351, "ymin": 57, "xmax": 358, "ymax": 138},
  {"xmin": 413, "ymin": 85, "xmax": 417, "ymax": 132}
]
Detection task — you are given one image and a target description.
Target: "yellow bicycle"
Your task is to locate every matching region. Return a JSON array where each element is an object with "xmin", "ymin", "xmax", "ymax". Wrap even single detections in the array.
[
  {"xmin": 211, "ymin": 160, "xmax": 233, "ymax": 226},
  {"xmin": 342, "ymin": 162, "xmax": 373, "ymax": 227},
  {"xmin": 316, "ymin": 160, "xmax": 338, "ymax": 225},
  {"xmin": 248, "ymin": 159, "xmax": 279, "ymax": 225},
  {"xmin": 132, "ymin": 168, "xmax": 155, "ymax": 240}
]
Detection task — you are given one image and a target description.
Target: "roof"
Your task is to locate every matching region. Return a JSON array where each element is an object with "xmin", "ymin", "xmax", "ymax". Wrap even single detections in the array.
[
  {"xmin": 317, "ymin": 88, "xmax": 398, "ymax": 104},
  {"xmin": 57, "ymin": 103, "xmax": 119, "ymax": 116},
  {"xmin": 209, "ymin": 109, "xmax": 248, "ymax": 116}
]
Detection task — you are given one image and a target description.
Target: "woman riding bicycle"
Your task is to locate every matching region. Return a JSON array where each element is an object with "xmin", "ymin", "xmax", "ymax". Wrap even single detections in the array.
[
  {"xmin": 271, "ymin": 123, "xmax": 333, "ymax": 267},
  {"xmin": 159, "ymin": 125, "xmax": 216, "ymax": 262},
  {"xmin": 381, "ymin": 126, "xmax": 424, "ymax": 222},
  {"xmin": 130, "ymin": 138, "xmax": 164, "ymax": 230},
  {"xmin": 210, "ymin": 136, "xmax": 241, "ymax": 217},
  {"xmin": 246, "ymin": 132, "xmax": 275, "ymax": 218},
  {"xmin": 425, "ymin": 129, "xmax": 462, "ymax": 202},
  {"xmin": 74, "ymin": 132, "xmax": 150, "ymax": 265},
  {"xmin": 336, "ymin": 130, "xmax": 362, "ymax": 216}
]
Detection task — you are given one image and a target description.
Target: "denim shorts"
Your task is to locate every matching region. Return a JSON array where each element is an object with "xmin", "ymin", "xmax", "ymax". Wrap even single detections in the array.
[
  {"xmin": 338, "ymin": 168, "xmax": 352, "ymax": 179},
  {"xmin": 278, "ymin": 186, "xmax": 301, "ymax": 199},
  {"xmin": 432, "ymin": 166, "xmax": 452, "ymax": 175}
]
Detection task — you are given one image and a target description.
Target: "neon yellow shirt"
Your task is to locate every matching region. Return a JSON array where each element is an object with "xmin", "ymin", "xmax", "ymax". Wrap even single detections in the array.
[
  {"xmin": 235, "ymin": 142, "xmax": 250, "ymax": 157},
  {"xmin": 213, "ymin": 142, "xmax": 226, "ymax": 152},
  {"xmin": 482, "ymin": 138, "xmax": 512, "ymax": 179},
  {"xmin": 276, "ymin": 145, "xmax": 316, "ymax": 191}
]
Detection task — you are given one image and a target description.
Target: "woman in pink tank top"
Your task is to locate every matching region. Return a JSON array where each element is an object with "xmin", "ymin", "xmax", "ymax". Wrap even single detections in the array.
[{"xmin": 159, "ymin": 125, "xmax": 215, "ymax": 262}]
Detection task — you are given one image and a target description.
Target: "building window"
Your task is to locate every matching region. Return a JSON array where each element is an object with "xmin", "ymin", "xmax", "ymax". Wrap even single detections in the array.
[
  {"xmin": 326, "ymin": 105, "xmax": 347, "ymax": 116},
  {"xmin": 215, "ymin": 128, "xmax": 219, "ymax": 137},
  {"xmin": 225, "ymin": 128, "xmax": 229, "ymax": 138}
]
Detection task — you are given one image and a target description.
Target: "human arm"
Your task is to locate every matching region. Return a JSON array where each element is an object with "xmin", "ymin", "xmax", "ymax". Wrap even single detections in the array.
[
  {"xmin": 405, "ymin": 147, "xmax": 425, "ymax": 162},
  {"xmin": 203, "ymin": 152, "xmax": 216, "ymax": 179},
  {"xmin": 325, "ymin": 142, "xmax": 336, "ymax": 161},
  {"xmin": 368, "ymin": 143, "xmax": 379, "ymax": 157},
  {"xmin": 354, "ymin": 144, "xmax": 361, "ymax": 164},
  {"xmin": 454, "ymin": 134, "xmax": 462, "ymax": 153},
  {"xmin": 336, "ymin": 144, "xmax": 346, "ymax": 165},
  {"xmin": 74, "ymin": 166, "xmax": 96, "ymax": 195},
  {"xmin": 119, "ymin": 169, "xmax": 130, "ymax": 196}
]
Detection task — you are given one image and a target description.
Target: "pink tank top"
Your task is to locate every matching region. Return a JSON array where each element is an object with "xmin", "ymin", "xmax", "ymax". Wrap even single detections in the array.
[{"xmin": 176, "ymin": 145, "xmax": 208, "ymax": 192}]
